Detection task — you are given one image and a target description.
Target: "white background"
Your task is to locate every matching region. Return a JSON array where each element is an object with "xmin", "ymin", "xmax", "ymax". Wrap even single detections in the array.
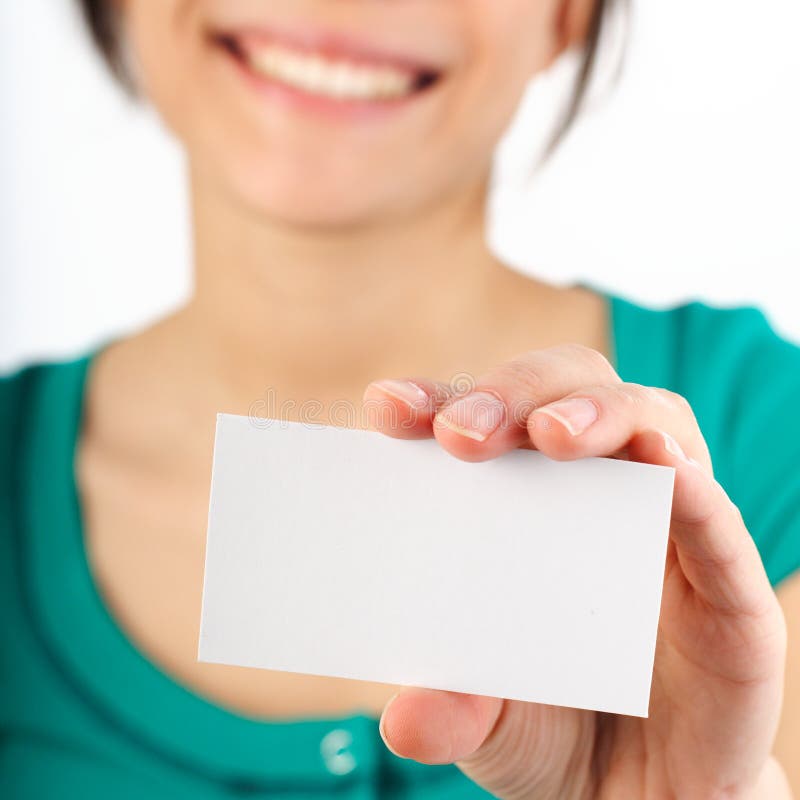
[{"xmin": 2, "ymin": 0, "xmax": 799, "ymax": 372}]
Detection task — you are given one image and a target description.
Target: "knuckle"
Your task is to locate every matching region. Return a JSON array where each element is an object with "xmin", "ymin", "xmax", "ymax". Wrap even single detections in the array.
[
  {"xmin": 608, "ymin": 382, "xmax": 647, "ymax": 410},
  {"xmin": 623, "ymin": 383, "xmax": 678, "ymax": 411},
  {"xmin": 499, "ymin": 358, "xmax": 548, "ymax": 398},
  {"xmin": 644, "ymin": 386, "xmax": 698, "ymax": 420},
  {"xmin": 665, "ymin": 389, "xmax": 694, "ymax": 415},
  {"xmin": 640, "ymin": 384, "xmax": 671, "ymax": 408},
  {"xmin": 726, "ymin": 494, "xmax": 746, "ymax": 527},
  {"xmin": 567, "ymin": 343, "xmax": 620, "ymax": 381}
]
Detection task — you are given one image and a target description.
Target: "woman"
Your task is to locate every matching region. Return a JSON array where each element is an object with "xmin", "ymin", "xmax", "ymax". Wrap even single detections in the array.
[{"xmin": 1, "ymin": 1, "xmax": 798, "ymax": 797}]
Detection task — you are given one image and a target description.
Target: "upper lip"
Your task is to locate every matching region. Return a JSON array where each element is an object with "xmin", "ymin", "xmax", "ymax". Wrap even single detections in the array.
[{"xmin": 208, "ymin": 22, "xmax": 445, "ymax": 79}]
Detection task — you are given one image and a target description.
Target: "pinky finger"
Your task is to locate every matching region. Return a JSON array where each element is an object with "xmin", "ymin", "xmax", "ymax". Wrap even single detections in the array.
[{"xmin": 629, "ymin": 429, "xmax": 774, "ymax": 618}]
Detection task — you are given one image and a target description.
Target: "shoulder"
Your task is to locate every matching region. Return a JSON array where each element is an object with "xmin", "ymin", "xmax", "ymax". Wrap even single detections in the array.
[
  {"xmin": 0, "ymin": 356, "xmax": 92, "ymax": 505},
  {"xmin": 609, "ymin": 293, "xmax": 795, "ymax": 386},
  {"xmin": 0, "ymin": 362, "xmax": 40, "ymax": 485},
  {"xmin": 611, "ymin": 293, "xmax": 800, "ymax": 587},
  {"xmin": 610, "ymin": 293, "xmax": 799, "ymax": 420}
]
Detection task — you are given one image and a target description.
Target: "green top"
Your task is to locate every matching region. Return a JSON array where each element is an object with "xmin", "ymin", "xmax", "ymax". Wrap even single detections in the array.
[{"xmin": 2, "ymin": 291, "xmax": 800, "ymax": 799}]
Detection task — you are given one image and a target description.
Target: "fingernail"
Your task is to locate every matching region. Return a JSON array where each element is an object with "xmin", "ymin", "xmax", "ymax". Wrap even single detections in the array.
[
  {"xmin": 662, "ymin": 431, "xmax": 688, "ymax": 461},
  {"xmin": 379, "ymin": 694, "xmax": 405, "ymax": 758},
  {"xmin": 371, "ymin": 379, "xmax": 430, "ymax": 410},
  {"xmin": 436, "ymin": 392, "xmax": 505, "ymax": 442},
  {"xmin": 536, "ymin": 398, "xmax": 599, "ymax": 436}
]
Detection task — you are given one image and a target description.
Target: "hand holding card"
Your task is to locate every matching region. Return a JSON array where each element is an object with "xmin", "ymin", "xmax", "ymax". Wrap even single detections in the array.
[
  {"xmin": 360, "ymin": 350, "xmax": 787, "ymax": 800},
  {"xmin": 200, "ymin": 340, "xmax": 786, "ymax": 800}
]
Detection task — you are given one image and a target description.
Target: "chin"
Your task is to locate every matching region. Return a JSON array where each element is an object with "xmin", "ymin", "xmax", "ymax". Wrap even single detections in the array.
[
  {"xmin": 199, "ymin": 145, "xmax": 434, "ymax": 230},
  {"xmin": 246, "ymin": 187, "xmax": 399, "ymax": 230}
]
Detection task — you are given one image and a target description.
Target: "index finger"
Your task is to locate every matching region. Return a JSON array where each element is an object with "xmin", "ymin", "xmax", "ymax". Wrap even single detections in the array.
[{"xmin": 366, "ymin": 344, "xmax": 620, "ymax": 460}]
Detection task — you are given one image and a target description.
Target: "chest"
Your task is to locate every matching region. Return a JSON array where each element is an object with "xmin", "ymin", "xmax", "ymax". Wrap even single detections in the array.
[{"xmin": 77, "ymin": 442, "xmax": 398, "ymax": 720}]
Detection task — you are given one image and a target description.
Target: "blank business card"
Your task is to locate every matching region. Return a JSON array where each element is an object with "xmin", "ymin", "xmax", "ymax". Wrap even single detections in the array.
[{"xmin": 199, "ymin": 414, "xmax": 675, "ymax": 717}]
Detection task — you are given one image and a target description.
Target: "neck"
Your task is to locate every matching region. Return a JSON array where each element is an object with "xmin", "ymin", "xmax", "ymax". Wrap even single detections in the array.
[
  {"xmin": 87, "ymin": 171, "xmax": 608, "ymax": 457},
  {"xmin": 178, "ymin": 168, "xmax": 524, "ymax": 401}
]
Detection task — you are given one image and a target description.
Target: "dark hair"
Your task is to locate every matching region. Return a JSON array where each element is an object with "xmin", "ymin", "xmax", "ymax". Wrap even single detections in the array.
[
  {"xmin": 79, "ymin": 0, "xmax": 130, "ymax": 89},
  {"xmin": 78, "ymin": 0, "xmax": 623, "ymax": 150}
]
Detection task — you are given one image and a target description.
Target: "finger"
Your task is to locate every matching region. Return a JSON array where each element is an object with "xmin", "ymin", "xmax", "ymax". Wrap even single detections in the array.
[
  {"xmin": 363, "ymin": 378, "xmax": 453, "ymax": 439},
  {"xmin": 379, "ymin": 688, "xmax": 502, "ymax": 764},
  {"xmin": 631, "ymin": 429, "xmax": 776, "ymax": 622},
  {"xmin": 432, "ymin": 344, "xmax": 620, "ymax": 462},
  {"xmin": 528, "ymin": 383, "xmax": 713, "ymax": 470},
  {"xmin": 380, "ymin": 690, "xmax": 592, "ymax": 798}
]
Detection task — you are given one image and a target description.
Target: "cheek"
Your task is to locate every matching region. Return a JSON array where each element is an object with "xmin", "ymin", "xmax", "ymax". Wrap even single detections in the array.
[
  {"xmin": 124, "ymin": 2, "xmax": 269, "ymax": 208},
  {"xmin": 125, "ymin": 2, "xmax": 209, "ymax": 141},
  {"xmin": 470, "ymin": 0, "xmax": 559, "ymax": 98},
  {"xmin": 444, "ymin": 1, "xmax": 557, "ymax": 165}
]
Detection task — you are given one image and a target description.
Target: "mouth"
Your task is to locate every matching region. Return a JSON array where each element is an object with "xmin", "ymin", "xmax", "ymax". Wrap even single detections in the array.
[{"xmin": 210, "ymin": 28, "xmax": 442, "ymax": 107}]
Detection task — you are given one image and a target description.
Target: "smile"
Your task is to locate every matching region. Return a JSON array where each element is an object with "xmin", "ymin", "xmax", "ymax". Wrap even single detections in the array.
[{"xmin": 212, "ymin": 29, "xmax": 441, "ymax": 106}]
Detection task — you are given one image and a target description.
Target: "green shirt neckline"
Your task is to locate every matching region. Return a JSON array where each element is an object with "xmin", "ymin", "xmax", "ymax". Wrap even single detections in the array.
[{"xmin": 15, "ymin": 286, "xmax": 625, "ymax": 789}]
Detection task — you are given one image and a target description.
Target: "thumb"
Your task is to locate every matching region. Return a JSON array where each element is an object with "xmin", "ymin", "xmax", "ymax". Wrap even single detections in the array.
[
  {"xmin": 379, "ymin": 689, "xmax": 502, "ymax": 764},
  {"xmin": 379, "ymin": 689, "xmax": 596, "ymax": 800}
]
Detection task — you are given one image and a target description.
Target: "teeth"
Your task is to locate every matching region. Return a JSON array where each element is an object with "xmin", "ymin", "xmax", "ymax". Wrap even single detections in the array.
[{"xmin": 247, "ymin": 43, "xmax": 417, "ymax": 101}]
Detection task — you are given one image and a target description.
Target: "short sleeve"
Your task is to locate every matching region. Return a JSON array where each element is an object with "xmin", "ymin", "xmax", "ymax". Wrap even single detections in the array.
[
  {"xmin": 719, "ymin": 309, "xmax": 800, "ymax": 587},
  {"xmin": 675, "ymin": 304, "xmax": 800, "ymax": 588}
]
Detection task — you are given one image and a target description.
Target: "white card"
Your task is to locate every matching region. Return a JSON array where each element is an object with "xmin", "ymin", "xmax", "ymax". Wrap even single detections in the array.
[{"xmin": 199, "ymin": 414, "xmax": 675, "ymax": 717}]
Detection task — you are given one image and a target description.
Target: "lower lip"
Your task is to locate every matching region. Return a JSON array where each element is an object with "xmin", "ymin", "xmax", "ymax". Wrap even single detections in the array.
[{"xmin": 216, "ymin": 43, "xmax": 437, "ymax": 122}]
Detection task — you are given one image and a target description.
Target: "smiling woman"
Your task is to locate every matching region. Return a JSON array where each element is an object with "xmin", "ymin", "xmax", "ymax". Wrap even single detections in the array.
[
  {"xmin": 75, "ymin": 1, "xmax": 619, "ymax": 228},
  {"xmin": 80, "ymin": 0, "xmax": 616, "ymax": 149},
  {"xmin": 2, "ymin": 1, "xmax": 799, "ymax": 799}
]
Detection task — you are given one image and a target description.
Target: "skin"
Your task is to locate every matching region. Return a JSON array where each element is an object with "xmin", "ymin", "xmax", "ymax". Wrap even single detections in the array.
[
  {"xmin": 78, "ymin": 0, "xmax": 798, "ymax": 796},
  {"xmin": 365, "ymin": 360, "xmax": 793, "ymax": 799}
]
